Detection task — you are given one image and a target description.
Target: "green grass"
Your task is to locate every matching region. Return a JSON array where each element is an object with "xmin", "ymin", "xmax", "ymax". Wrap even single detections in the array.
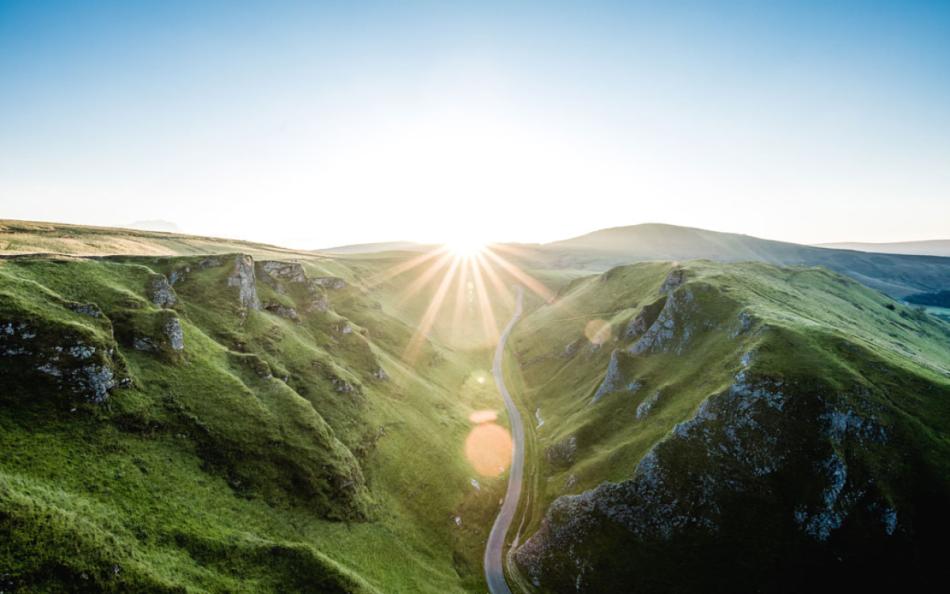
[
  {"xmin": 0, "ymin": 248, "xmax": 517, "ymax": 593},
  {"xmin": 507, "ymin": 260, "xmax": 950, "ymax": 592}
]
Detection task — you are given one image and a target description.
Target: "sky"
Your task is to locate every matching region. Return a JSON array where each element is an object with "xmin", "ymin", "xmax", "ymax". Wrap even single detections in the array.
[{"xmin": 1, "ymin": 1, "xmax": 949, "ymax": 249}]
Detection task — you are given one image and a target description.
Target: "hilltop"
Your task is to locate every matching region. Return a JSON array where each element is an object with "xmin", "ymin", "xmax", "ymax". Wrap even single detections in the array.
[
  {"xmin": 819, "ymin": 239, "xmax": 950, "ymax": 258},
  {"xmin": 533, "ymin": 223, "xmax": 950, "ymax": 298},
  {"xmin": 0, "ymin": 220, "xmax": 308, "ymax": 259}
]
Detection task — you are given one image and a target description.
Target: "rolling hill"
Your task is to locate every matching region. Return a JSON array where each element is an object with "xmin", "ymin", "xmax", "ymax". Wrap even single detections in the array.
[
  {"xmin": 819, "ymin": 240, "xmax": 950, "ymax": 258},
  {"xmin": 3, "ymin": 220, "xmax": 950, "ymax": 593},
  {"xmin": 532, "ymin": 223, "xmax": 950, "ymax": 298}
]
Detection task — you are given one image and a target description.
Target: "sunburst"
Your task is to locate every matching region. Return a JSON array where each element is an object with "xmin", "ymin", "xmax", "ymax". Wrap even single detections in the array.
[{"xmin": 371, "ymin": 241, "xmax": 557, "ymax": 363}]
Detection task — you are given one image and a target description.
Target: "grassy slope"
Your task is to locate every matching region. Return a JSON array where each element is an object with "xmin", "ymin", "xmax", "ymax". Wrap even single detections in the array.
[
  {"xmin": 0, "ymin": 220, "xmax": 309, "ymax": 259},
  {"xmin": 508, "ymin": 260, "xmax": 950, "ymax": 591},
  {"xmin": 0, "ymin": 246, "xmax": 514, "ymax": 592}
]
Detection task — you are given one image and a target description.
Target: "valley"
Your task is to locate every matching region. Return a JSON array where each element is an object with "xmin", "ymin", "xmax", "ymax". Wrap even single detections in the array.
[{"xmin": 2, "ymin": 221, "xmax": 949, "ymax": 593}]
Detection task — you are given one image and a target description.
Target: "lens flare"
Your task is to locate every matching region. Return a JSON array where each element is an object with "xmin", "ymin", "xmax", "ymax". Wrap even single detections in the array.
[{"xmin": 464, "ymin": 422, "xmax": 513, "ymax": 477}]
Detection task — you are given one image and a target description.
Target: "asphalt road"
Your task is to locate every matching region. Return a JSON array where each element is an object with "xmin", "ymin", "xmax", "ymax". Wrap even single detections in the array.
[{"xmin": 484, "ymin": 286, "xmax": 525, "ymax": 594}]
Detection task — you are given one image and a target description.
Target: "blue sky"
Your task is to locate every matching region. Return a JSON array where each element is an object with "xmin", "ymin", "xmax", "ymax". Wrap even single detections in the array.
[{"xmin": 1, "ymin": 1, "xmax": 948, "ymax": 248}]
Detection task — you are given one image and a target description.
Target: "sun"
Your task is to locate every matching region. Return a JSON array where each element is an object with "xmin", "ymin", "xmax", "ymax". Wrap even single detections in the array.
[{"xmin": 445, "ymin": 238, "xmax": 486, "ymax": 258}]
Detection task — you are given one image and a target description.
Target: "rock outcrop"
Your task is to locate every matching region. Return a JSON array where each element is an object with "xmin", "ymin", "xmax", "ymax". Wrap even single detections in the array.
[
  {"xmin": 627, "ymin": 287, "xmax": 696, "ymax": 355},
  {"xmin": 259, "ymin": 260, "xmax": 307, "ymax": 284},
  {"xmin": 546, "ymin": 435, "xmax": 578, "ymax": 469},
  {"xmin": 147, "ymin": 273, "xmax": 177, "ymax": 308},
  {"xmin": 264, "ymin": 302, "xmax": 300, "ymax": 322},
  {"xmin": 635, "ymin": 390, "xmax": 661, "ymax": 419},
  {"xmin": 591, "ymin": 350, "xmax": 641, "ymax": 403},
  {"xmin": 515, "ymin": 370, "xmax": 905, "ymax": 593},
  {"xmin": 227, "ymin": 255, "xmax": 260, "ymax": 310},
  {"xmin": 1, "ymin": 319, "xmax": 119, "ymax": 404},
  {"xmin": 312, "ymin": 276, "xmax": 346, "ymax": 290}
]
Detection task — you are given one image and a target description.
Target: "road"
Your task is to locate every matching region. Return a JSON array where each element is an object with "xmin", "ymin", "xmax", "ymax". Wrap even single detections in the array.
[{"xmin": 484, "ymin": 286, "xmax": 525, "ymax": 594}]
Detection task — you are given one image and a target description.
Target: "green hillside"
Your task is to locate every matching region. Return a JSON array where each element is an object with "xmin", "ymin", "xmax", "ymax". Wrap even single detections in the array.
[
  {"xmin": 508, "ymin": 261, "xmax": 950, "ymax": 592},
  {"xmin": 0, "ymin": 249, "xmax": 511, "ymax": 593},
  {"xmin": 4, "ymin": 221, "xmax": 950, "ymax": 593},
  {"xmin": 0, "ymin": 220, "xmax": 311, "ymax": 259}
]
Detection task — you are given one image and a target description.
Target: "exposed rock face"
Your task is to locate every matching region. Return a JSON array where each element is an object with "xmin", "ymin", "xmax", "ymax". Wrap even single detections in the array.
[
  {"xmin": 198, "ymin": 256, "xmax": 221, "ymax": 270},
  {"xmin": 659, "ymin": 267, "xmax": 686, "ymax": 294},
  {"xmin": 732, "ymin": 309, "xmax": 756, "ymax": 337},
  {"xmin": 546, "ymin": 435, "xmax": 578, "ymax": 469},
  {"xmin": 624, "ymin": 297, "xmax": 666, "ymax": 341},
  {"xmin": 66, "ymin": 302, "xmax": 102, "ymax": 318},
  {"xmin": 333, "ymin": 378, "xmax": 358, "ymax": 393},
  {"xmin": 636, "ymin": 390, "xmax": 661, "ymax": 419},
  {"xmin": 627, "ymin": 287, "xmax": 695, "ymax": 355},
  {"xmin": 147, "ymin": 273, "xmax": 177, "ymax": 308},
  {"xmin": 307, "ymin": 293, "xmax": 329, "ymax": 313},
  {"xmin": 514, "ymin": 371, "xmax": 904, "ymax": 593},
  {"xmin": 591, "ymin": 350, "xmax": 641, "ymax": 403},
  {"xmin": 259, "ymin": 261, "xmax": 307, "ymax": 284},
  {"xmin": 168, "ymin": 265, "xmax": 192, "ymax": 285},
  {"xmin": 1, "ymin": 320, "xmax": 118, "ymax": 404},
  {"xmin": 120, "ymin": 310, "xmax": 184, "ymax": 355},
  {"xmin": 164, "ymin": 316, "xmax": 185, "ymax": 351},
  {"xmin": 227, "ymin": 255, "xmax": 260, "ymax": 310},
  {"xmin": 312, "ymin": 276, "xmax": 346, "ymax": 290},
  {"xmin": 263, "ymin": 302, "xmax": 300, "ymax": 322},
  {"xmin": 371, "ymin": 366, "xmax": 389, "ymax": 381}
]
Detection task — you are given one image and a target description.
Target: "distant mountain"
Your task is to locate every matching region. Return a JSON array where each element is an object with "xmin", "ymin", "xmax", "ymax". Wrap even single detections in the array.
[
  {"xmin": 818, "ymin": 240, "xmax": 950, "ymax": 258},
  {"xmin": 533, "ymin": 223, "xmax": 950, "ymax": 298},
  {"xmin": 126, "ymin": 219, "xmax": 180, "ymax": 233}
]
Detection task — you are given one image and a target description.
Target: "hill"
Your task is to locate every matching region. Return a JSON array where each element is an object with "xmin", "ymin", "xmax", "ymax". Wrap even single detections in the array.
[
  {"xmin": 819, "ymin": 240, "xmax": 950, "ymax": 257},
  {"xmin": 0, "ymin": 245, "xmax": 513, "ymax": 592},
  {"xmin": 0, "ymin": 219, "xmax": 306, "ymax": 259},
  {"xmin": 534, "ymin": 223, "xmax": 950, "ymax": 298},
  {"xmin": 507, "ymin": 261, "xmax": 950, "ymax": 592}
]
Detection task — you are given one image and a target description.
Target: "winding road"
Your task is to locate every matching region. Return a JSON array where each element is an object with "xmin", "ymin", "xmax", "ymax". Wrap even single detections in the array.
[{"xmin": 484, "ymin": 286, "xmax": 525, "ymax": 594}]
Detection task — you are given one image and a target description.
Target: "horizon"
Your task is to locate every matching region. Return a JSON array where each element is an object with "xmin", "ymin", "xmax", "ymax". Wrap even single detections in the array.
[
  {"xmin": 2, "ymin": 1, "xmax": 949, "ymax": 248},
  {"xmin": 6, "ymin": 216, "xmax": 949, "ymax": 253}
]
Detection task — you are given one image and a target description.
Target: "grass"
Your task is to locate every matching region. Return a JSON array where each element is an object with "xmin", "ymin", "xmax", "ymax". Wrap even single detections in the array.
[
  {"xmin": 506, "ymin": 260, "xmax": 950, "ymax": 592},
  {"xmin": 0, "ymin": 245, "xmax": 518, "ymax": 592},
  {"xmin": 6, "ymin": 221, "xmax": 950, "ymax": 592}
]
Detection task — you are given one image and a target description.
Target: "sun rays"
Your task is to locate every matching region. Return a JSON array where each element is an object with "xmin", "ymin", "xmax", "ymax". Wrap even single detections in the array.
[{"xmin": 373, "ymin": 242, "xmax": 556, "ymax": 363}]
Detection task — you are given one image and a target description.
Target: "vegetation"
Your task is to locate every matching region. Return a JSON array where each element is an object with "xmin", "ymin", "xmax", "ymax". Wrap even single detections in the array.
[
  {"xmin": 507, "ymin": 260, "xmax": 950, "ymax": 592},
  {"xmin": 3, "ymin": 221, "xmax": 950, "ymax": 593},
  {"xmin": 0, "ymin": 246, "xmax": 511, "ymax": 593}
]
